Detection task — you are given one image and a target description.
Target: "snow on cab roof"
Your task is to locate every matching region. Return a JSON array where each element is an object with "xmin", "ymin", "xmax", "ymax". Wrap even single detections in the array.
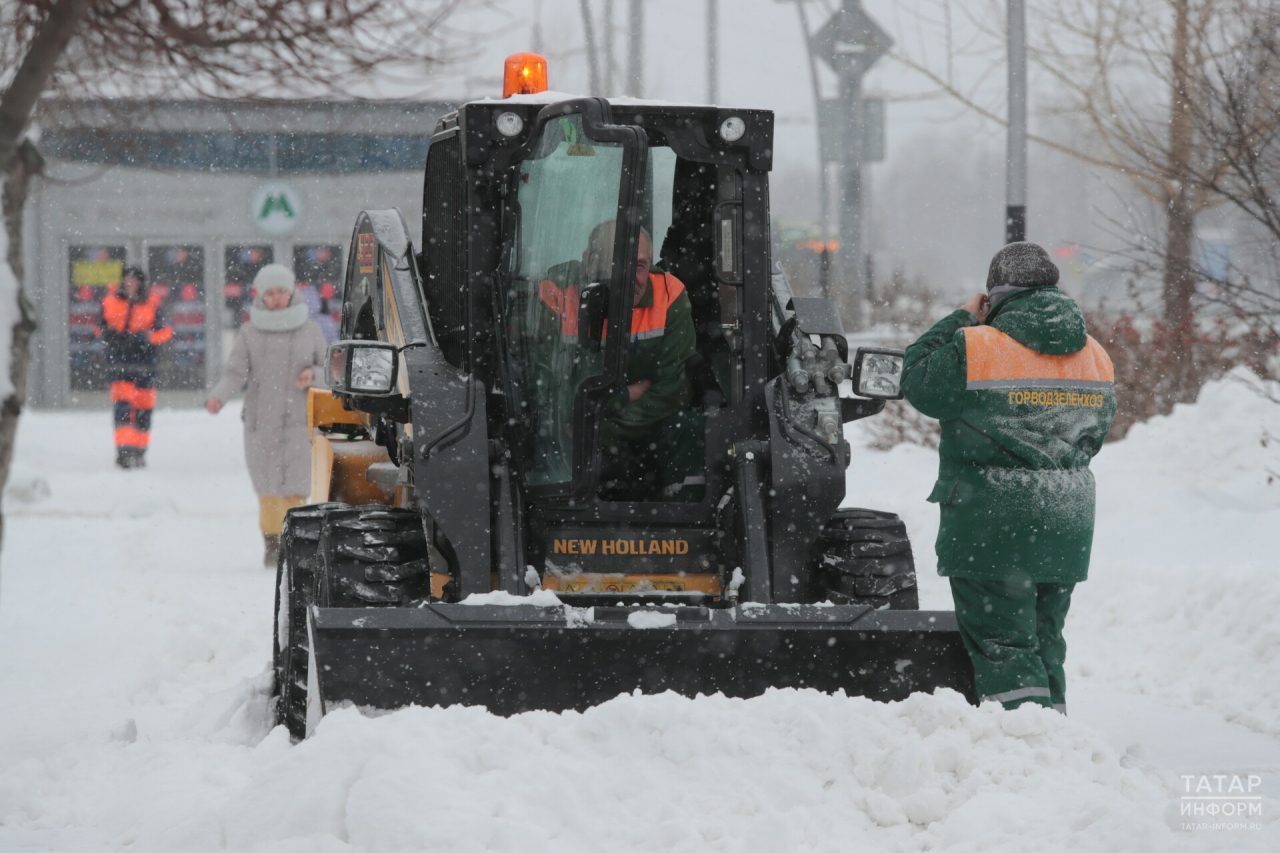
[{"xmin": 468, "ymin": 90, "xmax": 757, "ymax": 111}]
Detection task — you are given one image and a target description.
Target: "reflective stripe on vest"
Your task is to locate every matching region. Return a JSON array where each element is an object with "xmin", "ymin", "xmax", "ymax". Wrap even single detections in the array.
[
  {"xmin": 963, "ymin": 326, "xmax": 1114, "ymax": 391},
  {"xmin": 979, "ymin": 686, "xmax": 1052, "ymax": 705},
  {"xmin": 537, "ymin": 272, "xmax": 685, "ymax": 341}
]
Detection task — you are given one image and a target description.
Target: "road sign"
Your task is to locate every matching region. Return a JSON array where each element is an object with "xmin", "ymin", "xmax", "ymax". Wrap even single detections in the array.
[{"xmin": 809, "ymin": 3, "xmax": 893, "ymax": 76}]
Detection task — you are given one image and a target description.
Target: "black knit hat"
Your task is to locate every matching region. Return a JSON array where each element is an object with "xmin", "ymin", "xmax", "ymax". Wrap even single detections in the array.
[{"xmin": 986, "ymin": 242, "xmax": 1059, "ymax": 291}]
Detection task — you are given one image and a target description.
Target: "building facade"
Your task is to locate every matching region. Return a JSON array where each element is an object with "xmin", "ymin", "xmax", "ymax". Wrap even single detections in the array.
[{"xmin": 25, "ymin": 98, "xmax": 452, "ymax": 408}]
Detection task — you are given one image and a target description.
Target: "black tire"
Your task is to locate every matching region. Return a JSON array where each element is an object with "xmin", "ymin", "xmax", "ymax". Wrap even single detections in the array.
[
  {"xmin": 273, "ymin": 504, "xmax": 438, "ymax": 741},
  {"xmin": 813, "ymin": 508, "xmax": 920, "ymax": 610},
  {"xmin": 316, "ymin": 506, "xmax": 436, "ymax": 607},
  {"xmin": 273, "ymin": 503, "xmax": 342, "ymax": 741}
]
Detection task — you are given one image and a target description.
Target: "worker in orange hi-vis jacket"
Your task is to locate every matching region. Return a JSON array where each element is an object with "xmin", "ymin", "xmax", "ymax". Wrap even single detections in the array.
[{"xmin": 98, "ymin": 266, "xmax": 173, "ymax": 469}]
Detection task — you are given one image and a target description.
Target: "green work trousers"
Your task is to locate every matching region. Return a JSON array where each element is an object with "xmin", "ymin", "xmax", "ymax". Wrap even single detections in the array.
[
  {"xmin": 602, "ymin": 409, "xmax": 705, "ymax": 502},
  {"xmin": 949, "ymin": 577, "xmax": 1074, "ymax": 712}
]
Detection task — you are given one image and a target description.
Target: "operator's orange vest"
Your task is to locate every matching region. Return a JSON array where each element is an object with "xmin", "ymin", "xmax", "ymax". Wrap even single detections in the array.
[{"xmin": 538, "ymin": 272, "xmax": 684, "ymax": 340}]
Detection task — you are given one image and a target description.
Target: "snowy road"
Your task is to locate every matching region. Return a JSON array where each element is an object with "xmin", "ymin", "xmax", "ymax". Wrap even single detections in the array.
[{"xmin": 1, "ymin": 378, "xmax": 1278, "ymax": 851}]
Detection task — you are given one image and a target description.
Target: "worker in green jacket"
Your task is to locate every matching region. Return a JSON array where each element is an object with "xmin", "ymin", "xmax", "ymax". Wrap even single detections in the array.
[
  {"xmin": 536, "ymin": 221, "xmax": 702, "ymax": 500},
  {"xmin": 901, "ymin": 242, "xmax": 1116, "ymax": 713}
]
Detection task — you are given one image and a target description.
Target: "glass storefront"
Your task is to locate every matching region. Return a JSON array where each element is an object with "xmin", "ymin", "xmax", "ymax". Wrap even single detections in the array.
[
  {"xmin": 223, "ymin": 245, "xmax": 274, "ymax": 330},
  {"xmin": 68, "ymin": 245, "xmax": 127, "ymax": 391},
  {"xmin": 293, "ymin": 244, "xmax": 343, "ymax": 342},
  {"xmin": 66, "ymin": 239, "xmax": 348, "ymax": 397},
  {"xmin": 147, "ymin": 245, "xmax": 207, "ymax": 390}
]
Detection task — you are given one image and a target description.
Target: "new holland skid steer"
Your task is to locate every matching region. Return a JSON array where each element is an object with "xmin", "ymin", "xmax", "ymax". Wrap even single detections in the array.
[{"xmin": 273, "ymin": 54, "xmax": 975, "ymax": 739}]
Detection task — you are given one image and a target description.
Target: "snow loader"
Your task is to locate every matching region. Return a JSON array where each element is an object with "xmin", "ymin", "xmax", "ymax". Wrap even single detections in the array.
[{"xmin": 272, "ymin": 55, "xmax": 976, "ymax": 739}]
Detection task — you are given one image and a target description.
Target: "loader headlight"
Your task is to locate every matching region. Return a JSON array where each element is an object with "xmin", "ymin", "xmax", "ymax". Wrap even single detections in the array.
[
  {"xmin": 852, "ymin": 347, "xmax": 905, "ymax": 400},
  {"xmin": 495, "ymin": 111, "xmax": 524, "ymax": 137},
  {"xmin": 327, "ymin": 340, "xmax": 399, "ymax": 396},
  {"xmin": 719, "ymin": 116, "xmax": 746, "ymax": 142}
]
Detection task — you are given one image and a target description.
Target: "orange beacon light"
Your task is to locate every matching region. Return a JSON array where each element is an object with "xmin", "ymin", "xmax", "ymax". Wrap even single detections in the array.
[{"xmin": 503, "ymin": 53, "xmax": 549, "ymax": 98}]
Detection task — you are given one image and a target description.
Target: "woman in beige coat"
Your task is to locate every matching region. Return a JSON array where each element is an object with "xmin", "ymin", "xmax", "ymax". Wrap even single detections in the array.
[{"xmin": 206, "ymin": 264, "xmax": 328, "ymax": 565}]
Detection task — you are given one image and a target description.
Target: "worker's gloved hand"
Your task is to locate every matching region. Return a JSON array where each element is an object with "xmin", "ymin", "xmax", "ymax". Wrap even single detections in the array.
[{"xmin": 961, "ymin": 293, "xmax": 990, "ymax": 322}]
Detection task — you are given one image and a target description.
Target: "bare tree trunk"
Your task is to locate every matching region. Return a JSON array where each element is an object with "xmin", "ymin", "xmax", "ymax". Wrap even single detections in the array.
[
  {"xmin": 0, "ymin": 0, "xmax": 90, "ymax": 554},
  {"xmin": 1162, "ymin": 189, "xmax": 1197, "ymax": 301},
  {"xmin": 1163, "ymin": 0, "xmax": 1197, "ymax": 322},
  {"xmin": 1162, "ymin": 195, "xmax": 1197, "ymax": 328},
  {"xmin": 626, "ymin": 0, "xmax": 644, "ymax": 97},
  {"xmin": 1162, "ymin": 0, "xmax": 1200, "ymax": 403},
  {"xmin": 0, "ymin": 144, "xmax": 41, "ymax": 551},
  {"xmin": 579, "ymin": 0, "xmax": 602, "ymax": 95},
  {"xmin": 0, "ymin": 0, "xmax": 91, "ymax": 172}
]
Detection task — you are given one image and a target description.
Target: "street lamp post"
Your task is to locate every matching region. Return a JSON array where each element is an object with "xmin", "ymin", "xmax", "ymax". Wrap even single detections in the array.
[
  {"xmin": 803, "ymin": 0, "xmax": 891, "ymax": 330},
  {"xmin": 1006, "ymin": 0, "xmax": 1027, "ymax": 243}
]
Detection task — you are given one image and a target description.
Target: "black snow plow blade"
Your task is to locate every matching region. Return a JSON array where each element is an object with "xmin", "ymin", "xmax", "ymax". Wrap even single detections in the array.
[{"xmin": 308, "ymin": 603, "xmax": 976, "ymax": 717}]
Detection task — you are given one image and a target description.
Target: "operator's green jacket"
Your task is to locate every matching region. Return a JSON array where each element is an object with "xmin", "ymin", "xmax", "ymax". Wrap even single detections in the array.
[
  {"xmin": 536, "ymin": 263, "xmax": 695, "ymax": 444},
  {"xmin": 601, "ymin": 270, "xmax": 696, "ymax": 445},
  {"xmin": 901, "ymin": 287, "xmax": 1117, "ymax": 583}
]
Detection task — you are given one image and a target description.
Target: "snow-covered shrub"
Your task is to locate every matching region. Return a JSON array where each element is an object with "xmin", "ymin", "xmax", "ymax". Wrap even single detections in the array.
[
  {"xmin": 863, "ymin": 400, "xmax": 941, "ymax": 451},
  {"xmin": 1087, "ymin": 313, "xmax": 1280, "ymax": 440}
]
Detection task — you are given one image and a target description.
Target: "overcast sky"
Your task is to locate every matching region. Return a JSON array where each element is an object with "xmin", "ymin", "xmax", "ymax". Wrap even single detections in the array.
[
  {"xmin": 415, "ymin": 0, "xmax": 1082, "ymax": 293},
  {"xmin": 426, "ymin": 0, "xmax": 1008, "ymax": 171}
]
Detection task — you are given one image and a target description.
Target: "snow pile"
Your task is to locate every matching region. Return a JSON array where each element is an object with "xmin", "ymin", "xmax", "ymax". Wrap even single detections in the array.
[
  {"xmin": 627, "ymin": 609, "xmax": 677, "ymax": 628},
  {"xmin": 460, "ymin": 589, "xmax": 564, "ymax": 607},
  {"xmin": 847, "ymin": 369, "xmax": 1280, "ymax": 735},
  {"xmin": 5, "ymin": 687, "xmax": 1250, "ymax": 851},
  {"xmin": 1, "ymin": 375, "xmax": 1279, "ymax": 850},
  {"xmin": 1070, "ymin": 369, "xmax": 1280, "ymax": 736}
]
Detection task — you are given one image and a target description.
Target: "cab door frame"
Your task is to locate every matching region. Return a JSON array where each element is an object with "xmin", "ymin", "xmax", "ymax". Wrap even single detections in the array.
[{"xmin": 493, "ymin": 97, "xmax": 649, "ymax": 503}]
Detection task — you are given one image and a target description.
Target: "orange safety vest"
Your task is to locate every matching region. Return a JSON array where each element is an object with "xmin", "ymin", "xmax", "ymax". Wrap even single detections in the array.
[
  {"xmin": 962, "ymin": 326, "xmax": 1114, "ymax": 392},
  {"xmin": 101, "ymin": 289, "xmax": 174, "ymax": 345},
  {"xmin": 538, "ymin": 272, "xmax": 684, "ymax": 340}
]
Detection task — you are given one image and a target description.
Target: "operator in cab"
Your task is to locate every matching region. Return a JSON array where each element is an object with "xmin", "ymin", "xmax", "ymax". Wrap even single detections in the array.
[{"xmin": 539, "ymin": 220, "xmax": 703, "ymax": 500}]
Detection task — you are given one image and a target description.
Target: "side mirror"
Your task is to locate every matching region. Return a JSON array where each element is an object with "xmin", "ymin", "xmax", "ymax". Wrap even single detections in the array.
[
  {"xmin": 328, "ymin": 341, "xmax": 399, "ymax": 396},
  {"xmin": 577, "ymin": 280, "xmax": 609, "ymax": 352},
  {"xmin": 851, "ymin": 347, "xmax": 905, "ymax": 400}
]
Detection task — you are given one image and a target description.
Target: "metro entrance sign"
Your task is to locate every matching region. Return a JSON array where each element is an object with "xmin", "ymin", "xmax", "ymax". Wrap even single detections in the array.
[{"xmin": 251, "ymin": 183, "xmax": 303, "ymax": 235}]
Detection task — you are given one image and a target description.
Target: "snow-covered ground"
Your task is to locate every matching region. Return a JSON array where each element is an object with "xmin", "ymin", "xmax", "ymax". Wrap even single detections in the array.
[{"xmin": 1, "ymin": 373, "xmax": 1278, "ymax": 851}]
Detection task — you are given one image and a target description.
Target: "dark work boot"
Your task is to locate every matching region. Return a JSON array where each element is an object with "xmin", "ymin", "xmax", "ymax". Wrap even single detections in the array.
[
  {"xmin": 264, "ymin": 534, "xmax": 281, "ymax": 568},
  {"xmin": 131, "ymin": 449, "xmax": 147, "ymax": 469},
  {"xmin": 115, "ymin": 448, "xmax": 131, "ymax": 469}
]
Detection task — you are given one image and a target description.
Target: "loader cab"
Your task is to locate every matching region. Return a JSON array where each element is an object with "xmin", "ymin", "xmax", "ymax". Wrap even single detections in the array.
[
  {"xmin": 324, "ymin": 58, "xmax": 910, "ymax": 609},
  {"xmin": 479, "ymin": 96, "xmax": 774, "ymax": 511},
  {"xmin": 450, "ymin": 96, "xmax": 778, "ymax": 601}
]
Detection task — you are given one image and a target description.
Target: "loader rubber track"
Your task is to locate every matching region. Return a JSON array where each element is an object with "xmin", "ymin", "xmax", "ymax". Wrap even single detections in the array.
[
  {"xmin": 815, "ymin": 508, "xmax": 919, "ymax": 609},
  {"xmin": 273, "ymin": 503, "xmax": 343, "ymax": 742},
  {"xmin": 317, "ymin": 507, "xmax": 433, "ymax": 608},
  {"xmin": 275, "ymin": 504, "xmax": 436, "ymax": 739}
]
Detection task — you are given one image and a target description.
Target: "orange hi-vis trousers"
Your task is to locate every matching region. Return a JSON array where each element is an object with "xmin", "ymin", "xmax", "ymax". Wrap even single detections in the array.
[{"xmin": 110, "ymin": 368, "xmax": 156, "ymax": 449}]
